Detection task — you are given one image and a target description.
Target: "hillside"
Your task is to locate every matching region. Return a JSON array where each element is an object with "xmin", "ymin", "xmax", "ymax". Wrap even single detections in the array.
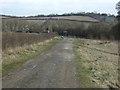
[
  {"xmin": 1, "ymin": 15, "xmax": 99, "ymax": 22},
  {"xmin": 2, "ymin": 15, "xmax": 100, "ymax": 32},
  {"xmin": 21, "ymin": 16, "xmax": 99, "ymax": 23},
  {"xmin": 1, "ymin": 12, "xmax": 117, "ymax": 25},
  {"xmin": 2, "ymin": 14, "xmax": 115, "ymax": 40},
  {"xmin": 88, "ymin": 15, "xmax": 117, "ymax": 25}
]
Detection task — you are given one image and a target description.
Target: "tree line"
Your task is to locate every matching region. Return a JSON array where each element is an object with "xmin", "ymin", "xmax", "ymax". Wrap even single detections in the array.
[
  {"xmin": 52, "ymin": 21, "xmax": 112, "ymax": 40},
  {"xmin": 109, "ymin": 1, "xmax": 120, "ymax": 40},
  {"xmin": 2, "ymin": 17, "xmax": 118, "ymax": 40},
  {"xmin": 2, "ymin": 19, "xmax": 44, "ymax": 33}
]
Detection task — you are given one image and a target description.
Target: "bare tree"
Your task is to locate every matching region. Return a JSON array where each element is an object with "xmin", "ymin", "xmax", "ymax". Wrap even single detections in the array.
[
  {"xmin": 116, "ymin": 1, "xmax": 120, "ymax": 15},
  {"xmin": 113, "ymin": 1, "xmax": 120, "ymax": 40}
]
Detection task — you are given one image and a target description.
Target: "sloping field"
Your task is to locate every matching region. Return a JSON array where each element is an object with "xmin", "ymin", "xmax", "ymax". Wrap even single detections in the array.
[
  {"xmin": 21, "ymin": 16, "xmax": 98, "ymax": 32},
  {"xmin": 50, "ymin": 19, "xmax": 91, "ymax": 30},
  {"xmin": 52, "ymin": 16, "xmax": 99, "ymax": 22},
  {"xmin": 21, "ymin": 16, "xmax": 99, "ymax": 23},
  {"xmin": 2, "ymin": 15, "xmax": 101, "ymax": 34},
  {"xmin": 0, "ymin": 15, "xmax": 99, "ymax": 23},
  {"xmin": 24, "ymin": 16, "xmax": 99, "ymax": 28},
  {"xmin": 25, "ymin": 20, "xmax": 47, "ymax": 26}
]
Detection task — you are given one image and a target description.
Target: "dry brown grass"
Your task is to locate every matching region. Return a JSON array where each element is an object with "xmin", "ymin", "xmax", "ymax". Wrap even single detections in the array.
[
  {"xmin": 2, "ymin": 32, "xmax": 57, "ymax": 54},
  {"xmin": 74, "ymin": 38, "xmax": 119, "ymax": 88},
  {"xmin": 52, "ymin": 16, "xmax": 99, "ymax": 22}
]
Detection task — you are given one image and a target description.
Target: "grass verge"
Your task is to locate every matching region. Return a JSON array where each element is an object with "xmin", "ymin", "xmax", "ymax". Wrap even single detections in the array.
[
  {"xmin": 73, "ymin": 38, "xmax": 99, "ymax": 88},
  {"xmin": 2, "ymin": 37, "xmax": 62, "ymax": 76},
  {"xmin": 73, "ymin": 38, "xmax": 119, "ymax": 88}
]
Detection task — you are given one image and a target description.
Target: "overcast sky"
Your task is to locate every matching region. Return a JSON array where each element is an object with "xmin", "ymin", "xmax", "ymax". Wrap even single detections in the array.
[{"xmin": 0, "ymin": 0, "xmax": 119, "ymax": 16}]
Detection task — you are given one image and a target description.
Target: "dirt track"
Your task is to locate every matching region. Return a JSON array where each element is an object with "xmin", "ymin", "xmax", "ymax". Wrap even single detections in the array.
[{"xmin": 2, "ymin": 38, "xmax": 79, "ymax": 88}]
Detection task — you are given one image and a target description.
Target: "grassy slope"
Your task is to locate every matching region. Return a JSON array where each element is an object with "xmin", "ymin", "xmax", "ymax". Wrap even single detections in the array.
[
  {"xmin": 94, "ymin": 15, "xmax": 117, "ymax": 25},
  {"xmin": 73, "ymin": 39, "xmax": 98, "ymax": 88},
  {"xmin": 2, "ymin": 37, "xmax": 61, "ymax": 76},
  {"xmin": 73, "ymin": 38, "xmax": 119, "ymax": 88}
]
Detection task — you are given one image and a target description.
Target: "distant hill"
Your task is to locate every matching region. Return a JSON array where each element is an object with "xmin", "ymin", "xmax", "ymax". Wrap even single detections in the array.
[
  {"xmin": 1, "ymin": 15, "xmax": 99, "ymax": 23},
  {"xmin": 83, "ymin": 13, "xmax": 117, "ymax": 25},
  {"xmin": 2, "ymin": 13, "xmax": 114, "ymax": 40},
  {"xmin": 1, "ymin": 12, "xmax": 117, "ymax": 25},
  {"xmin": 26, "ymin": 12, "xmax": 117, "ymax": 25},
  {"xmin": 0, "ymin": 15, "xmax": 22, "ymax": 19}
]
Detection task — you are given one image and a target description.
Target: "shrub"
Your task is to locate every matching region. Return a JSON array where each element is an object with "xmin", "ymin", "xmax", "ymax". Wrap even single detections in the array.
[{"xmin": 2, "ymin": 32, "xmax": 57, "ymax": 53}]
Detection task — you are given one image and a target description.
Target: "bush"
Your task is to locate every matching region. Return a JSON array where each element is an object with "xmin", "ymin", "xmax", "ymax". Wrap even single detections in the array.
[
  {"xmin": 2, "ymin": 32, "xmax": 57, "ymax": 53},
  {"xmin": 52, "ymin": 20, "xmax": 112, "ymax": 40}
]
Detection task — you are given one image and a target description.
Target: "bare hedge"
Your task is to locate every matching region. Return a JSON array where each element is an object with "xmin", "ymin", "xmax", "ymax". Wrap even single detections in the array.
[{"xmin": 2, "ymin": 32, "xmax": 57, "ymax": 52}]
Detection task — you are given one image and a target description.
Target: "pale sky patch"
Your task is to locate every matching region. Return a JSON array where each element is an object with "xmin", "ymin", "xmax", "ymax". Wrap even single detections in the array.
[{"xmin": 0, "ymin": 0, "xmax": 119, "ymax": 16}]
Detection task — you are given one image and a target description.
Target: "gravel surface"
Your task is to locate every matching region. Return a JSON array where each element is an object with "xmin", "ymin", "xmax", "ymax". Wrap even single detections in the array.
[{"xmin": 2, "ymin": 38, "xmax": 79, "ymax": 88}]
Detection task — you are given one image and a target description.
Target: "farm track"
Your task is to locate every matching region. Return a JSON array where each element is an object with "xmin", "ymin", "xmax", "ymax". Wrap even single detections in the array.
[{"xmin": 2, "ymin": 38, "xmax": 79, "ymax": 88}]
